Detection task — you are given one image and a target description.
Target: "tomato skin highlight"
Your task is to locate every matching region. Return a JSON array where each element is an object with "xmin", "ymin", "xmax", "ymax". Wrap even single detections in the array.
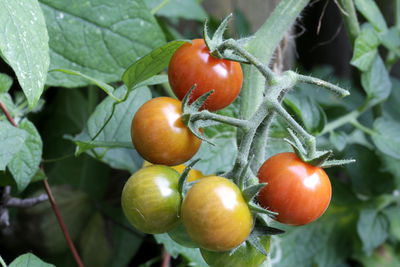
[
  {"xmin": 121, "ymin": 165, "xmax": 181, "ymax": 234},
  {"xmin": 168, "ymin": 39, "xmax": 243, "ymax": 111},
  {"xmin": 181, "ymin": 176, "xmax": 253, "ymax": 252},
  {"xmin": 131, "ymin": 97, "xmax": 201, "ymax": 166},
  {"xmin": 257, "ymin": 152, "xmax": 332, "ymax": 226}
]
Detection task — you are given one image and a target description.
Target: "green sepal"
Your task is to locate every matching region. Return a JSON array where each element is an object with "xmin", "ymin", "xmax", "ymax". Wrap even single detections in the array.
[
  {"xmin": 320, "ymin": 158, "xmax": 356, "ymax": 168},
  {"xmin": 203, "ymin": 14, "xmax": 233, "ymax": 58},
  {"xmin": 305, "ymin": 150, "xmax": 332, "ymax": 167},
  {"xmin": 242, "ymin": 183, "xmax": 267, "ymax": 203},
  {"xmin": 252, "ymin": 225, "xmax": 285, "ymax": 236},
  {"xmin": 247, "ymin": 233, "xmax": 268, "ymax": 256},
  {"xmin": 178, "ymin": 159, "xmax": 201, "ymax": 199},
  {"xmin": 248, "ymin": 202, "xmax": 278, "ymax": 217}
]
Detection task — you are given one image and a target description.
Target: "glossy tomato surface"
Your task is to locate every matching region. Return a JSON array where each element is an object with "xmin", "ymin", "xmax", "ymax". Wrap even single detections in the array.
[
  {"xmin": 257, "ymin": 152, "xmax": 332, "ymax": 226},
  {"xmin": 143, "ymin": 160, "xmax": 204, "ymax": 182},
  {"xmin": 121, "ymin": 165, "xmax": 181, "ymax": 234},
  {"xmin": 131, "ymin": 97, "xmax": 201, "ymax": 166},
  {"xmin": 181, "ymin": 176, "xmax": 253, "ymax": 251},
  {"xmin": 200, "ymin": 236, "xmax": 270, "ymax": 267},
  {"xmin": 168, "ymin": 39, "xmax": 243, "ymax": 111}
]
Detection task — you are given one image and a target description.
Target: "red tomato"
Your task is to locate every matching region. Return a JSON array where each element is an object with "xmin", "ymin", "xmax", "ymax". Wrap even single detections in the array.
[
  {"xmin": 257, "ymin": 152, "xmax": 332, "ymax": 226},
  {"xmin": 131, "ymin": 97, "xmax": 201, "ymax": 166},
  {"xmin": 168, "ymin": 39, "xmax": 243, "ymax": 111},
  {"xmin": 181, "ymin": 176, "xmax": 253, "ymax": 251}
]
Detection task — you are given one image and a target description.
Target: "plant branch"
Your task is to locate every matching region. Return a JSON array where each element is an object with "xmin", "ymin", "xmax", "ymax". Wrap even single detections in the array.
[
  {"xmin": 6, "ymin": 194, "xmax": 48, "ymax": 208},
  {"xmin": 42, "ymin": 178, "xmax": 84, "ymax": 267},
  {"xmin": 151, "ymin": 0, "xmax": 171, "ymax": 15},
  {"xmin": 0, "ymin": 101, "xmax": 17, "ymax": 127},
  {"xmin": 192, "ymin": 110, "xmax": 250, "ymax": 130},
  {"xmin": 161, "ymin": 248, "xmax": 171, "ymax": 267},
  {"xmin": 296, "ymin": 73, "xmax": 350, "ymax": 97},
  {"xmin": 0, "ymin": 99, "xmax": 84, "ymax": 267},
  {"xmin": 319, "ymin": 109, "xmax": 360, "ymax": 135},
  {"xmin": 336, "ymin": 0, "xmax": 360, "ymax": 46}
]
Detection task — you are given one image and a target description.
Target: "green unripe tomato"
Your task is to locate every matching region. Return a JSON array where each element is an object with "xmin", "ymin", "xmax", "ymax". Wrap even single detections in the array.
[
  {"xmin": 168, "ymin": 221, "xmax": 198, "ymax": 248},
  {"xmin": 200, "ymin": 236, "xmax": 270, "ymax": 267},
  {"xmin": 121, "ymin": 165, "xmax": 181, "ymax": 234}
]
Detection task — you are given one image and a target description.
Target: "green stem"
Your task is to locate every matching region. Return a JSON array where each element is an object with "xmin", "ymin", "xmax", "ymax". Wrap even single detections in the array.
[
  {"xmin": 296, "ymin": 73, "xmax": 350, "ymax": 97},
  {"xmin": 221, "ymin": 39, "xmax": 275, "ymax": 81},
  {"xmin": 151, "ymin": 0, "xmax": 171, "ymax": 15},
  {"xmin": 337, "ymin": 0, "xmax": 360, "ymax": 46},
  {"xmin": 41, "ymin": 153, "xmax": 74, "ymax": 163},
  {"xmin": 270, "ymin": 99, "xmax": 316, "ymax": 158},
  {"xmin": 350, "ymin": 120, "xmax": 375, "ymax": 135},
  {"xmin": 0, "ymin": 255, "xmax": 7, "ymax": 267},
  {"xmin": 319, "ymin": 109, "xmax": 360, "ymax": 135},
  {"xmin": 240, "ymin": 0, "xmax": 310, "ymax": 120},
  {"xmin": 193, "ymin": 110, "xmax": 250, "ymax": 130}
]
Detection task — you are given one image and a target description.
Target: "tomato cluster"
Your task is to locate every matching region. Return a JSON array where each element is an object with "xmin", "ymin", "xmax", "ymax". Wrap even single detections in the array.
[{"xmin": 122, "ymin": 39, "xmax": 332, "ymax": 266}]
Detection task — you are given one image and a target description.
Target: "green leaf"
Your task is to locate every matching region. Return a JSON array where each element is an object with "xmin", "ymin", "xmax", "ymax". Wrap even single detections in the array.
[
  {"xmin": 194, "ymin": 112, "xmax": 238, "ymax": 174},
  {"xmin": 9, "ymin": 253, "xmax": 55, "ymax": 267},
  {"xmin": 103, "ymin": 204, "xmax": 143, "ymax": 267},
  {"xmin": 380, "ymin": 154, "xmax": 400, "ymax": 188},
  {"xmin": 350, "ymin": 24, "xmax": 380, "ymax": 71},
  {"xmin": 357, "ymin": 207, "xmax": 389, "ymax": 256},
  {"xmin": 122, "ymin": 40, "xmax": 187, "ymax": 91},
  {"xmin": 154, "ymin": 233, "xmax": 208, "ymax": 267},
  {"xmin": 371, "ymin": 117, "xmax": 400, "ymax": 159},
  {"xmin": 382, "ymin": 206, "xmax": 400, "ymax": 241},
  {"xmin": 8, "ymin": 119, "xmax": 43, "ymax": 192},
  {"xmin": 345, "ymin": 145, "xmax": 394, "ymax": 196},
  {"xmin": 284, "ymin": 93, "xmax": 327, "ymax": 135},
  {"xmin": 70, "ymin": 86, "xmax": 151, "ymax": 173},
  {"xmin": 354, "ymin": 0, "xmax": 388, "ymax": 32},
  {"xmin": 329, "ymin": 131, "xmax": 347, "ymax": 152},
  {"xmin": 80, "ymin": 213, "xmax": 112, "ymax": 267},
  {"xmin": 147, "ymin": 0, "xmax": 207, "ymax": 21},
  {"xmin": 242, "ymin": 183, "xmax": 266, "ymax": 203},
  {"xmin": 380, "ymin": 27, "xmax": 400, "ymax": 56},
  {"xmin": 383, "ymin": 78, "xmax": 400, "ymax": 119},
  {"xmin": 0, "ymin": 121, "xmax": 27, "ymax": 171},
  {"xmin": 41, "ymin": 0, "xmax": 165, "ymax": 87},
  {"xmin": 0, "ymin": 73, "xmax": 13, "ymax": 93},
  {"xmin": 0, "ymin": 0, "xmax": 49, "ymax": 108},
  {"xmin": 361, "ymin": 55, "xmax": 391, "ymax": 106}
]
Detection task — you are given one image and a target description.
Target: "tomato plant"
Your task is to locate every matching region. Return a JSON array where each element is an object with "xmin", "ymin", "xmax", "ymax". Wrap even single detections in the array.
[
  {"xmin": 257, "ymin": 152, "xmax": 332, "ymax": 225},
  {"xmin": 121, "ymin": 165, "xmax": 181, "ymax": 234},
  {"xmin": 180, "ymin": 176, "xmax": 253, "ymax": 251},
  {"xmin": 200, "ymin": 236, "xmax": 270, "ymax": 267},
  {"xmin": 168, "ymin": 39, "xmax": 243, "ymax": 111},
  {"xmin": 131, "ymin": 97, "xmax": 202, "ymax": 166}
]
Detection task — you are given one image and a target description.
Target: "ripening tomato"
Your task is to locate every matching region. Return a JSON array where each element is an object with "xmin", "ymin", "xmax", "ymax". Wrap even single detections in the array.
[
  {"xmin": 131, "ymin": 97, "xmax": 202, "ymax": 166},
  {"xmin": 257, "ymin": 152, "xmax": 332, "ymax": 226},
  {"xmin": 121, "ymin": 165, "xmax": 181, "ymax": 234},
  {"xmin": 168, "ymin": 39, "xmax": 243, "ymax": 111},
  {"xmin": 142, "ymin": 160, "xmax": 204, "ymax": 182},
  {"xmin": 200, "ymin": 236, "xmax": 270, "ymax": 267},
  {"xmin": 181, "ymin": 176, "xmax": 253, "ymax": 251}
]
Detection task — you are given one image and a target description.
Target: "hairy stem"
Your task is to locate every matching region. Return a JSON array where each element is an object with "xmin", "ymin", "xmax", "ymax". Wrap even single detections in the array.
[
  {"xmin": 0, "ymin": 255, "xmax": 7, "ymax": 267},
  {"xmin": 337, "ymin": 0, "xmax": 360, "ymax": 46},
  {"xmin": 193, "ymin": 110, "xmax": 250, "ymax": 129},
  {"xmin": 240, "ymin": 0, "xmax": 310, "ymax": 120},
  {"xmin": 296, "ymin": 73, "xmax": 350, "ymax": 97}
]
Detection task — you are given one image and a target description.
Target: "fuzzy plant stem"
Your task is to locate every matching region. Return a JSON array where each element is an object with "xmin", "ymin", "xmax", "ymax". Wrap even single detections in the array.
[{"xmin": 337, "ymin": 0, "xmax": 360, "ymax": 46}]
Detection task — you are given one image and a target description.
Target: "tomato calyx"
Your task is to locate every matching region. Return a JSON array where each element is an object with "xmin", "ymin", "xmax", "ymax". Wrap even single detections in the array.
[
  {"xmin": 284, "ymin": 127, "xmax": 355, "ymax": 168},
  {"xmin": 203, "ymin": 14, "xmax": 250, "ymax": 64}
]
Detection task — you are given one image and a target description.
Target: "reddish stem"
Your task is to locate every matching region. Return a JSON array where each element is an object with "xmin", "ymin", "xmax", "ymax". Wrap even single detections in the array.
[
  {"xmin": 0, "ymin": 99, "xmax": 84, "ymax": 267},
  {"xmin": 0, "ymin": 101, "xmax": 17, "ymax": 127},
  {"xmin": 42, "ymin": 178, "xmax": 84, "ymax": 267},
  {"xmin": 161, "ymin": 248, "xmax": 171, "ymax": 267}
]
